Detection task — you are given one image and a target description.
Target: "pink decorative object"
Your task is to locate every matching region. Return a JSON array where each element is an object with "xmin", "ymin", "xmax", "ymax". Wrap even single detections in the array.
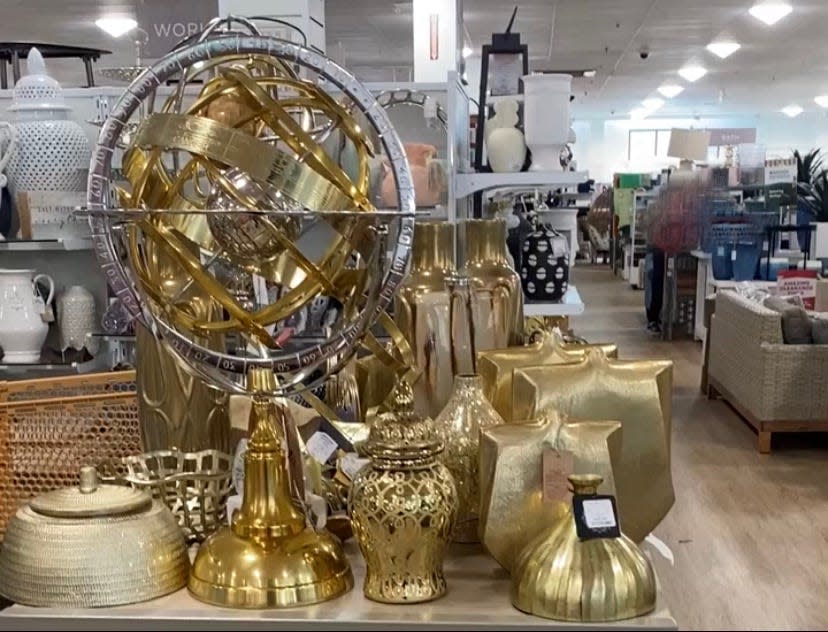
[{"xmin": 382, "ymin": 143, "xmax": 445, "ymax": 208}]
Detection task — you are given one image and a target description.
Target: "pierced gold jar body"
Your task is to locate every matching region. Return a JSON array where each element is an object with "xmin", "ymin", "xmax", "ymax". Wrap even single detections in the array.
[
  {"xmin": 433, "ymin": 374, "xmax": 504, "ymax": 542},
  {"xmin": 349, "ymin": 381, "xmax": 458, "ymax": 603}
]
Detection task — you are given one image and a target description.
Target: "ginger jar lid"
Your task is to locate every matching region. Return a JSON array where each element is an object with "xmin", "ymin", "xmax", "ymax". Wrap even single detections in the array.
[
  {"xmin": 9, "ymin": 48, "xmax": 71, "ymax": 115},
  {"xmin": 29, "ymin": 466, "xmax": 151, "ymax": 518},
  {"xmin": 366, "ymin": 379, "xmax": 443, "ymax": 460}
]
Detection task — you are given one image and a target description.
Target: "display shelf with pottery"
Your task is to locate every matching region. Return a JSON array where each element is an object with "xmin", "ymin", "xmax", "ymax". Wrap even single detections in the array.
[
  {"xmin": 453, "ymin": 170, "xmax": 589, "ymax": 199},
  {"xmin": 0, "ymin": 541, "xmax": 677, "ymax": 631}
]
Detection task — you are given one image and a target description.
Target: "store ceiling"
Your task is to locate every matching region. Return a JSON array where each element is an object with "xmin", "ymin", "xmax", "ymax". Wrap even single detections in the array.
[{"xmin": 2, "ymin": 0, "xmax": 828, "ymax": 120}]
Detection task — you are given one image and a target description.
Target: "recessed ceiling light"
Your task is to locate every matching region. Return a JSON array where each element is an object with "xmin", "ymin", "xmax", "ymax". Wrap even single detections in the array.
[
  {"xmin": 781, "ymin": 105, "xmax": 803, "ymax": 117},
  {"xmin": 678, "ymin": 65, "xmax": 707, "ymax": 82},
  {"xmin": 462, "ymin": 46, "xmax": 473, "ymax": 59},
  {"xmin": 658, "ymin": 84, "xmax": 684, "ymax": 98},
  {"xmin": 749, "ymin": 2, "xmax": 792, "ymax": 26},
  {"xmin": 583, "ymin": 69, "xmax": 597, "ymax": 78},
  {"xmin": 706, "ymin": 41, "xmax": 741, "ymax": 59},
  {"xmin": 95, "ymin": 17, "xmax": 137, "ymax": 38},
  {"xmin": 815, "ymin": 96, "xmax": 828, "ymax": 108},
  {"xmin": 642, "ymin": 97, "xmax": 665, "ymax": 110},
  {"xmin": 629, "ymin": 107, "xmax": 650, "ymax": 120}
]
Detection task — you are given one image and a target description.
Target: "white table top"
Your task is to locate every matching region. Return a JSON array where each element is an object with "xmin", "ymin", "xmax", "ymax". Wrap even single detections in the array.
[
  {"xmin": 0, "ymin": 541, "xmax": 676, "ymax": 631},
  {"xmin": 524, "ymin": 286, "xmax": 585, "ymax": 317}
]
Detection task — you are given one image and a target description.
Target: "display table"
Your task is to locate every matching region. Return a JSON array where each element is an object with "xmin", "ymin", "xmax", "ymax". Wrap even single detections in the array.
[
  {"xmin": 524, "ymin": 285, "xmax": 585, "ymax": 317},
  {"xmin": 0, "ymin": 542, "xmax": 676, "ymax": 631}
]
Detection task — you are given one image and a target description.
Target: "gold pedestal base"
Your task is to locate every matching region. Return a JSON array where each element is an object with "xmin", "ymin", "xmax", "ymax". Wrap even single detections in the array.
[{"xmin": 189, "ymin": 527, "xmax": 353, "ymax": 609}]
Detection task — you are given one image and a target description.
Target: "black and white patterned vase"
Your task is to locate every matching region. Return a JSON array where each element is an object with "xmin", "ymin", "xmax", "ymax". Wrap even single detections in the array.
[{"xmin": 520, "ymin": 225, "xmax": 570, "ymax": 301}]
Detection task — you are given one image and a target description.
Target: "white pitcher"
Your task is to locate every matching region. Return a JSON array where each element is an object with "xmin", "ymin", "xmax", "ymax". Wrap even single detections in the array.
[{"xmin": 0, "ymin": 269, "xmax": 54, "ymax": 363}]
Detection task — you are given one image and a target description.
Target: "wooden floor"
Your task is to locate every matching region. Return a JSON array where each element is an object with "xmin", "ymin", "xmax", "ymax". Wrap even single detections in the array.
[{"xmin": 570, "ymin": 266, "xmax": 828, "ymax": 631}]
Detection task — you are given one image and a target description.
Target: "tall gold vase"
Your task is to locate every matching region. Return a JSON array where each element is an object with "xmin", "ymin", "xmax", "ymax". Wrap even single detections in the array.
[
  {"xmin": 461, "ymin": 219, "xmax": 524, "ymax": 351},
  {"xmin": 433, "ymin": 374, "xmax": 504, "ymax": 542},
  {"xmin": 394, "ymin": 221, "xmax": 457, "ymax": 418}
]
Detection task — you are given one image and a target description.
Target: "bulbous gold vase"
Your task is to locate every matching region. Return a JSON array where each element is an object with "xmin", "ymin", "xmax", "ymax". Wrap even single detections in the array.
[
  {"xmin": 511, "ymin": 474, "xmax": 656, "ymax": 622},
  {"xmin": 433, "ymin": 373, "xmax": 504, "ymax": 542},
  {"xmin": 349, "ymin": 380, "xmax": 458, "ymax": 603}
]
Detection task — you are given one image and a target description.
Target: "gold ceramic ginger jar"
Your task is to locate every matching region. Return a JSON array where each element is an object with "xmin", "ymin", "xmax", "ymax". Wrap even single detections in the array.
[
  {"xmin": 394, "ymin": 221, "xmax": 457, "ymax": 418},
  {"xmin": 460, "ymin": 219, "xmax": 524, "ymax": 351},
  {"xmin": 349, "ymin": 380, "xmax": 458, "ymax": 603},
  {"xmin": 511, "ymin": 474, "xmax": 656, "ymax": 622},
  {"xmin": 433, "ymin": 373, "xmax": 504, "ymax": 542}
]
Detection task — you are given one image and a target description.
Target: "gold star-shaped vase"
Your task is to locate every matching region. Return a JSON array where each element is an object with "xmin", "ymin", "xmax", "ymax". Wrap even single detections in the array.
[
  {"xmin": 479, "ymin": 411, "xmax": 622, "ymax": 571},
  {"xmin": 477, "ymin": 329, "xmax": 617, "ymax": 422},
  {"xmin": 512, "ymin": 350, "xmax": 673, "ymax": 542}
]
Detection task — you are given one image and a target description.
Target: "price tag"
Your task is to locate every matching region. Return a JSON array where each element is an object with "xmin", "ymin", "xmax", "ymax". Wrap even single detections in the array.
[
  {"xmin": 232, "ymin": 439, "xmax": 248, "ymax": 495},
  {"xmin": 717, "ymin": 246, "xmax": 725, "ymax": 257},
  {"xmin": 573, "ymin": 494, "xmax": 621, "ymax": 540},
  {"xmin": 542, "ymin": 449, "xmax": 573, "ymax": 503},
  {"xmin": 339, "ymin": 452, "xmax": 370, "ymax": 480},
  {"xmin": 306, "ymin": 431, "xmax": 338, "ymax": 464}
]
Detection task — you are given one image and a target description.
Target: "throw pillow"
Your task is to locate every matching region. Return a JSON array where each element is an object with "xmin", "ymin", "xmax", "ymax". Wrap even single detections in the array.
[
  {"xmin": 811, "ymin": 316, "xmax": 828, "ymax": 345},
  {"xmin": 763, "ymin": 296, "xmax": 813, "ymax": 344}
]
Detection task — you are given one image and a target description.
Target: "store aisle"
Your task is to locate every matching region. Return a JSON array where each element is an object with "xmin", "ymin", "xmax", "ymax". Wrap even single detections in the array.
[{"xmin": 569, "ymin": 267, "xmax": 828, "ymax": 630}]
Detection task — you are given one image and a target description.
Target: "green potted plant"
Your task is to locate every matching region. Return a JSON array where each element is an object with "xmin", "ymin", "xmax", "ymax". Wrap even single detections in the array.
[
  {"xmin": 799, "ymin": 168, "xmax": 828, "ymax": 258},
  {"xmin": 795, "ymin": 149, "xmax": 823, "ymax": 251}
]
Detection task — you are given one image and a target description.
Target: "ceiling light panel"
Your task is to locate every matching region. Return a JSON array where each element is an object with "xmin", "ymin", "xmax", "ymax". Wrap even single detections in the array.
[
  {"xmin": 95, "ymin": 17, "xmax": 137, "ymax": 37},
  {"xmin": 678, "ymin": 65, "xmax": 707, "ymax": 82},
  {"xmin": 706, "ymin": 42, "xmax": 741, "ymax": 59},
  {"xmin": 749, "ymin": 2, "xmax": 793, "ymax": 26},
  {"xmin": 781, "ymin": 105, "xmax": 803, "ymax": 117},
  {"xmin": 815, "ymin": 96, "xmax": 828, "ymax": 108},
  {"xmin": 643, "ymin": 97, "xmax": 665, "ymax": 110},
  {"xmin": 658, "ymin": 84, "xmax": 684, "ymax": 98}
]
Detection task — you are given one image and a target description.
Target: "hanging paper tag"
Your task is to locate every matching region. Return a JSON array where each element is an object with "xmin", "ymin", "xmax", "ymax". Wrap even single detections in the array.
[
  {"xmin": 40, "ymin": 303, "xmax": 55, "ymax": 323},
  {"xmin": 231, "ymin": 438, "xmax": 248, "ymax": 495},
  {"xmin": 340, "ymin": 452, "xmax": 370, "ymax": 480},
  {"xmin": 542, "ymin": 449, "xmax": 573, "ymax": 503},
  {"xmin": 573, "ymin": 494, "xmax": 621, "ymax": 540},
  {"xmin": 306, "ymin": 431, "xmax": 338, "ymax": 464}
]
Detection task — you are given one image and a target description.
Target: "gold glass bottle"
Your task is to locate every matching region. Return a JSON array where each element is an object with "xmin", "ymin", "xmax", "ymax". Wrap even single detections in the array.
[
  {"xmin": 511, "ymin": 474, "xmax": 656, "ymax": 622},
  {"xmin": 433, "ymin": 374, "xmax": 504, "ymax": 542},
  {"xmin": 349, "ymin": 379, "xmax": 458, "ymax": 603},
  {"xmin": 395, "ymin": 221, "xmax": 457, "ymax": 418},
  {"xmin": 460, "ymin": 219, "xmax": 524, "ymax": 351}
]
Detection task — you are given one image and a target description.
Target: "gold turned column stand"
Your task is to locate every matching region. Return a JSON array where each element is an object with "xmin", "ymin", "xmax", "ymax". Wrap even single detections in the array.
[{"xmin": 188, "ymin": 368, "xmax": 353, "ymax": 608}]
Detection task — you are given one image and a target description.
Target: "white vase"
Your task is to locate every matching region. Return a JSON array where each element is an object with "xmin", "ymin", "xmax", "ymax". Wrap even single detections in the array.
[
  {"xmin": 813, "ymin": 222, "xmax": 828, "ymax": 259},
  {"xmin": 0, "ymin": 269, "xmax": 54, "ymax": 363},
  {"xmin": 487, "ymin": 127, "xmax": 526, "ymax": 173},
  {"xmin": 522, "ymin": 74, "xmax": 572, "ymax": 171},
  {"xmin": 58, "ymin": 285, "xmax": 98, "ymax": 355}
]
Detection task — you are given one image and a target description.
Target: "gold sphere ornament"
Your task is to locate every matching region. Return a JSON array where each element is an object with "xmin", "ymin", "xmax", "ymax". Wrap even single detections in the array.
[
  {"xmin": 511, "ymin": 474, "xmax": 656, "ymax": 622},
  {"xmin": 349, "ymin": 379, "xmax": 458, "ymax": 603}
]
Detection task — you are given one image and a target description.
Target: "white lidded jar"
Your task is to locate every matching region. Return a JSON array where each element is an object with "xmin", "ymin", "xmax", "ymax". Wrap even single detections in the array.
[
  {"xmin": 5, "ymin": 48, "xmax": 90, "ymax": 239},
  {"xmin": 0, "ymin": 268, "xmax": 54, "ymax": 363},
  {"xmin": 521, "ymin": 74, "xmax": 572, "ymax": 171},
  {"xmin": 58, "ymin": 285, "xmax": 99, "ymax": 356}
]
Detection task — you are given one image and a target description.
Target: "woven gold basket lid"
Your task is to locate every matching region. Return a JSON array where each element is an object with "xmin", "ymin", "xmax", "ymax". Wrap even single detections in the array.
[
  {"xmin": 366, "ymin": 379, "xmax": 443, "ymax": 460},
  {"xmin": 30, "ymin": 466, "xmax": 151, "ymax": 518}
]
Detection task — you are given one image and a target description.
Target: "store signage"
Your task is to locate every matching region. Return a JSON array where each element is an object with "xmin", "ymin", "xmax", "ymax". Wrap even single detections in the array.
[
  {"xmin": 707, "ymin": 128, "xmax": 757, "ymax": 146},
  {"xmin": 137, "ymin": 0, "xmax": 219, "ymax": 58}
]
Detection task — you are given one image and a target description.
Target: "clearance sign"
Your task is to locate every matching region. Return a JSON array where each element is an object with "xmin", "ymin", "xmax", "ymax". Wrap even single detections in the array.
[{"xmin": 136, "ymin": 0, "xmax": 220, "ymax": 58}]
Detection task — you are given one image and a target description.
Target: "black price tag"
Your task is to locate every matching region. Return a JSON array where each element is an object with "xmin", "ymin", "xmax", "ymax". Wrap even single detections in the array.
[{"xmin": 572, "ymin": 494, "xmax": 621, "ymax": 540}]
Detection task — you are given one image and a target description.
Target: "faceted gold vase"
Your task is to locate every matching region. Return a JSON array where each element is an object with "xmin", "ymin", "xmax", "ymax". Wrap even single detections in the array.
[
  {"xmin": 460, "ymin": 219, "xmax": 524, "ymax": 351},
  {"xmin": 511, "ymin": 474, "xmax": 656, "ymax": 622},
  {"xmin": 433, "ymin": 374, "xmax": 504, "ymax": 542},
  {"xmin": 394, "ymin": 221, "xmax": 457, "ymax": 418},
  {"xmin": 188, "ymin": 369, "xmax": 353, "ymax": 609},
  {"xmin": 349, "ymin": 380, "xmax": 458, "ymax": 603}
]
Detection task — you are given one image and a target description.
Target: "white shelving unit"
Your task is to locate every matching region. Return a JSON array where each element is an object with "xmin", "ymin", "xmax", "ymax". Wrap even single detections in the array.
[
  {"xmin": 0, "ymin": 238, "xmax": 93, "ymax": 252},
  {"xmin": 453, "ymin": 170, "xmax": 589, "ymax": 199}
]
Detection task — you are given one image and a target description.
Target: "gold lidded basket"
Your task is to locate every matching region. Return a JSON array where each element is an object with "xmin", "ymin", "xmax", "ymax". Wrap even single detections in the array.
[
  {"xmin": 98, "ymin": 449, "xmax": 233, "ymax": 543},
  {"xmin": 0, "ymin": 466, "xmax": 189, "ymax": 607}
]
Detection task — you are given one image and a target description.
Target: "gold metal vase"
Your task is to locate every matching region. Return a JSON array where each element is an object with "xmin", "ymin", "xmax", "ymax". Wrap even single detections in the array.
[
  {"xmin": 460, "ymin": 219, "xmax": 524, "ymax": 351},
  {"xmin": 433, "ymin": 373, "xmax": 504, "ymax": 542},
  {"xmin": 188, "ymin": 368, "xmax": 353, "ymax": 609},
  {"xmin": 511, "ymin": 474, "xmax": 656, "ymax": 622},
  {"xmin": 349, "ymin": 379, "xmax": 458, "ymax": 603},
  {"xmin": 394, "ymin": 221, "xmax": 457, "ymax": 418}
]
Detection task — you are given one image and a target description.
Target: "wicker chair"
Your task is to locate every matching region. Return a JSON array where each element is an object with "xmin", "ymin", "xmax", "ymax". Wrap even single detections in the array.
[{"xmin": 707, "ymin": 290, "xmax": 828, "ymax": 452}]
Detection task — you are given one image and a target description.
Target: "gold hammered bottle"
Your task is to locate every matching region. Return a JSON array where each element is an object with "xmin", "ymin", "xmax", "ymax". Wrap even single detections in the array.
[
  {"xmin": 511, "ymin": 474, "xmax": 656, "ymax": 622},
  {"xmin": 349, "ymin": 379, "xmax": 458, "ymax": 603},
  {"xmin": 394, "ymin": 221, "xmax": 457, "ymax": 418},
  {"xmin": 433, "ymin": 374, "xmax": 504, "ymax": 542},
  {"xmin": 460, "ymin": 218, "xmax": 524, "ymax": 351}
]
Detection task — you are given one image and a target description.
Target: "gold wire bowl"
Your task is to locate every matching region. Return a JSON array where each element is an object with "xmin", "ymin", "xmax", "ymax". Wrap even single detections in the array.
[{"xmin": 99, "ymin": 449, "xmax": 233, "ymax": 543}]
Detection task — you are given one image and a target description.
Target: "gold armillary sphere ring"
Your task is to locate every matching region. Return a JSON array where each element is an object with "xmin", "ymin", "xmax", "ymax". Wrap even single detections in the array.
[{"xmin": 86, "ymin": 35, "xmax": 415, "ymax": 392}]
